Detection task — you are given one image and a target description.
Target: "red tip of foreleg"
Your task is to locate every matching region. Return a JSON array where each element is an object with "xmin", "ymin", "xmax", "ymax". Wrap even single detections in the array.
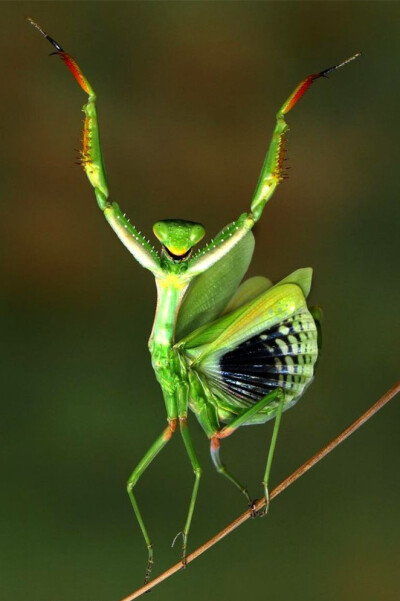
[
  {"xmin": 281, "ymin": 73, "xmax": 319, "ymax": 114},
  {"xmin": 27, "ymin": 18, "xmax": 94, "ymax": 97},
  {"xmin": 56, "ymin": 52, "xmax": 94, "ymax": 96},
  {"xmin": 281, "ymin": 52, "xmax": 361, "ymax": 115}
]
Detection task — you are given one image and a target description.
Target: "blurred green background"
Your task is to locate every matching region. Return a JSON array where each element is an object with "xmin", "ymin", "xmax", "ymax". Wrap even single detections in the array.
[{"xmin": 1, "ymin": 2, "xmax": 399, "ymax": 601}]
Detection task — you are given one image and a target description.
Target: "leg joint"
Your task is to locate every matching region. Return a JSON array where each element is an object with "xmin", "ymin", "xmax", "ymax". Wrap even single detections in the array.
[
  {"xmin": 163, "ymin": 418, "xmax": 177, "ymax": 441},
  {"xmin": 193, "ymin": 466, "xmax": 202, "ymax": 478},
  {"xmin": 210, "ymin": 435, "xmax": 220, "ymax": 450}
]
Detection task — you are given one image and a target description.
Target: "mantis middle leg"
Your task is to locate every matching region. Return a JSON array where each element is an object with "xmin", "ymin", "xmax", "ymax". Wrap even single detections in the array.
[{"xmin": 126, "ymin": 419, "xmax": 176, "ymax": 584}]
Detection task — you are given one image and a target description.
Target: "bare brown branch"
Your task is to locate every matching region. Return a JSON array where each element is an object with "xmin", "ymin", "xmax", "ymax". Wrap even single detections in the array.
[{"xmin": 118, "ymin": 380, "xmax": 400, "ymax": 601}]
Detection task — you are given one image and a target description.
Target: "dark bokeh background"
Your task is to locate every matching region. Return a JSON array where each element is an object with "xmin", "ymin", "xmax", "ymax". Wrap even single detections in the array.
[{"xmin": 1, "ymin": 2, "xmax": 399, "ymax": 601}]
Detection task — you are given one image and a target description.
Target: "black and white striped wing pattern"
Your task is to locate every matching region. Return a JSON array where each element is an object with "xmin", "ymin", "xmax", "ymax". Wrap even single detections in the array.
[
  {"xmin": 198, "ymin": 307, "xmax": 319, "ymax": 424},
  {"xmin": 178, "ymin": 273, "xmax": 320, "ymax": 426}
]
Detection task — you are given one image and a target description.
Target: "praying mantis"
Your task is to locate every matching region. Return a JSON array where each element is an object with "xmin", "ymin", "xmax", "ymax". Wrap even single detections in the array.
[{"xmin": 28, "ymin": 17, "xmax": 360, "ymax": 584}]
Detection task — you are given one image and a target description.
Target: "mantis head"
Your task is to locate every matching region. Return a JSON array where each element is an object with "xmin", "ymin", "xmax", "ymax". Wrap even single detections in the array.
[{"xmin": 153, "ymin": 219, "xmax": 205, "ymax": 261}]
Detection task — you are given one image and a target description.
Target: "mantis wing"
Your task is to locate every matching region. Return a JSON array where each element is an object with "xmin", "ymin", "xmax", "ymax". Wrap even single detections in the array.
[
  {"xmin": 178, "ymin": 270, "xmax": 319, "ymax": 424},
  {"xmin": 175, "ymin": 231, "xmax": 255, "ymax": 341},
  {"xmin": 178, "ymin": 267, "xmax": 314, "ymax": 351},
  {"xmin": 222, "ymin": 276, "xmax": 273, "ymax": 314}
]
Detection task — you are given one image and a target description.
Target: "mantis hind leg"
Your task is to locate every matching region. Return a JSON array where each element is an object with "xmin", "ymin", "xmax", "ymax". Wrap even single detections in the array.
[
  {"xmin": 259, "ymin": 388, "xmax": 285, "ymax": 517},
  {"xmin": 210, "ymin": 388, "xmax": 285, "ymax": 515},
  {"xmin": 210, "ymin": 437, "xmax": 251, "ymax": 504},
  {"xmin": 126, "ymin": 419, "xmax": 176, "ymax": 584}
]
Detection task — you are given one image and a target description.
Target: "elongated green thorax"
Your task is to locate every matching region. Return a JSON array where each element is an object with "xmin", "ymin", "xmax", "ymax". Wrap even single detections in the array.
[
  {"xmin": 150, "ymin": 273, "xmax": 189, "ymax": 348},
  {"xmin": 149, "ymin": 268, "xmax": 192, "ymax": 422}
]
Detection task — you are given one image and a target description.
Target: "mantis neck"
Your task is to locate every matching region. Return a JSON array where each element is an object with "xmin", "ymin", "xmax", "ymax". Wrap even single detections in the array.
[{"xmin": 149, "ymin": 274, "xmax": 189, "ymax": 349}]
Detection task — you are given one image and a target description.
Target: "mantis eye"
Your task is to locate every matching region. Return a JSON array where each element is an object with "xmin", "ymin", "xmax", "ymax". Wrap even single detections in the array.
[
  {"xmin": 152, "ymin": 222, "xmax": 169, "ymax": 244},
  {"xmin": 189, "ymin": 224, "xmax": 206, "ymax": 246}
]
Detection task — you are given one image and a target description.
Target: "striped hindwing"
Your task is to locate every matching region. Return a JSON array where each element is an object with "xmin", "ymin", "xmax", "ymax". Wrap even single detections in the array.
[
  {"xmin": 212, "ymin": 308, "xmax": 318, "ymax": 423},
  {"xmin": 178, "ymin": 274, "xmax": 319, "ymax": 425}
]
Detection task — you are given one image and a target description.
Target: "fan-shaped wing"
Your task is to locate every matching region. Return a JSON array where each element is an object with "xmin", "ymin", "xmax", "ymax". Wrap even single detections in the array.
[{"xmin": 178, "ymin": 271, "xmax": 319, "ymax": 424}]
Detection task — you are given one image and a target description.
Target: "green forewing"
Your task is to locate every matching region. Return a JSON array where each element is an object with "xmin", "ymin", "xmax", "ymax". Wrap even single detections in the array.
[
  {"xmin": 175, "ymin": 231, "xmax": 255, "ymax": 340},
  {"xmin": 222, "ymin": 276, "xmax": 273, "ymax": 314},
  {"xmin": 274, "ymin": 267, "xmax": 313, "ymax": 298}
]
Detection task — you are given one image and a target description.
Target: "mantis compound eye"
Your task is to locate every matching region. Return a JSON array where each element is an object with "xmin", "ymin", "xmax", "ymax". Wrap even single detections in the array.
[
  {"xmin": 189, "ymin": 224, "xmax": 206, "ymax": 246},
  {"xmin": 152, "ymin": 221, "xmax": 169, "ymax": 244},
  {"xmin": 153, "ymin": 219, "xmax": 205, "ymax": 259}
]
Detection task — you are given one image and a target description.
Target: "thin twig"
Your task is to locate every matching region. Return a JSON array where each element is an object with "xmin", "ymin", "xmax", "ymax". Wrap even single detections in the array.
[{"xmin": 118, "ymin": 380, "xmax": 400, "ymax": 601}]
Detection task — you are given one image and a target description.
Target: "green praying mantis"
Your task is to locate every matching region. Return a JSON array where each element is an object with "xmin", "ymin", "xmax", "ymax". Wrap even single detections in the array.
[{"xmin": 28, "ymin": 18, "xmax": 360, "ymax": 584}]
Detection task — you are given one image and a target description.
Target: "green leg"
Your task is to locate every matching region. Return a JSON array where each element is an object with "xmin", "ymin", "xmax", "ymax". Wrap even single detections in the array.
[
  {"xmin": 28, "ymin": 19, "xmax": 162, "ymax": 274},
  {"xmin": 126, "ymin": 419, "xmax": 176, "ymax": 584},
  {"xmin": 210, "ymin": 389, "xmax": 284, "ymax": 514},
  {"xmin": 210, "ymin": 437, "xmax": 251, "ymax": 504},
  {"xmin": 257, "ymin": 388, "xmax": 285, "ymax": 517},
  {"xmin": 217, "ymin": 388, "xmax": 283, "ymax": 438},
  {"xmin": 250, "ymin": 56, "xmax": 361, "ymax": 222},
  {"xmin": 177, "ymin": 417, "xmax": 202, "ymax": 566}
]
